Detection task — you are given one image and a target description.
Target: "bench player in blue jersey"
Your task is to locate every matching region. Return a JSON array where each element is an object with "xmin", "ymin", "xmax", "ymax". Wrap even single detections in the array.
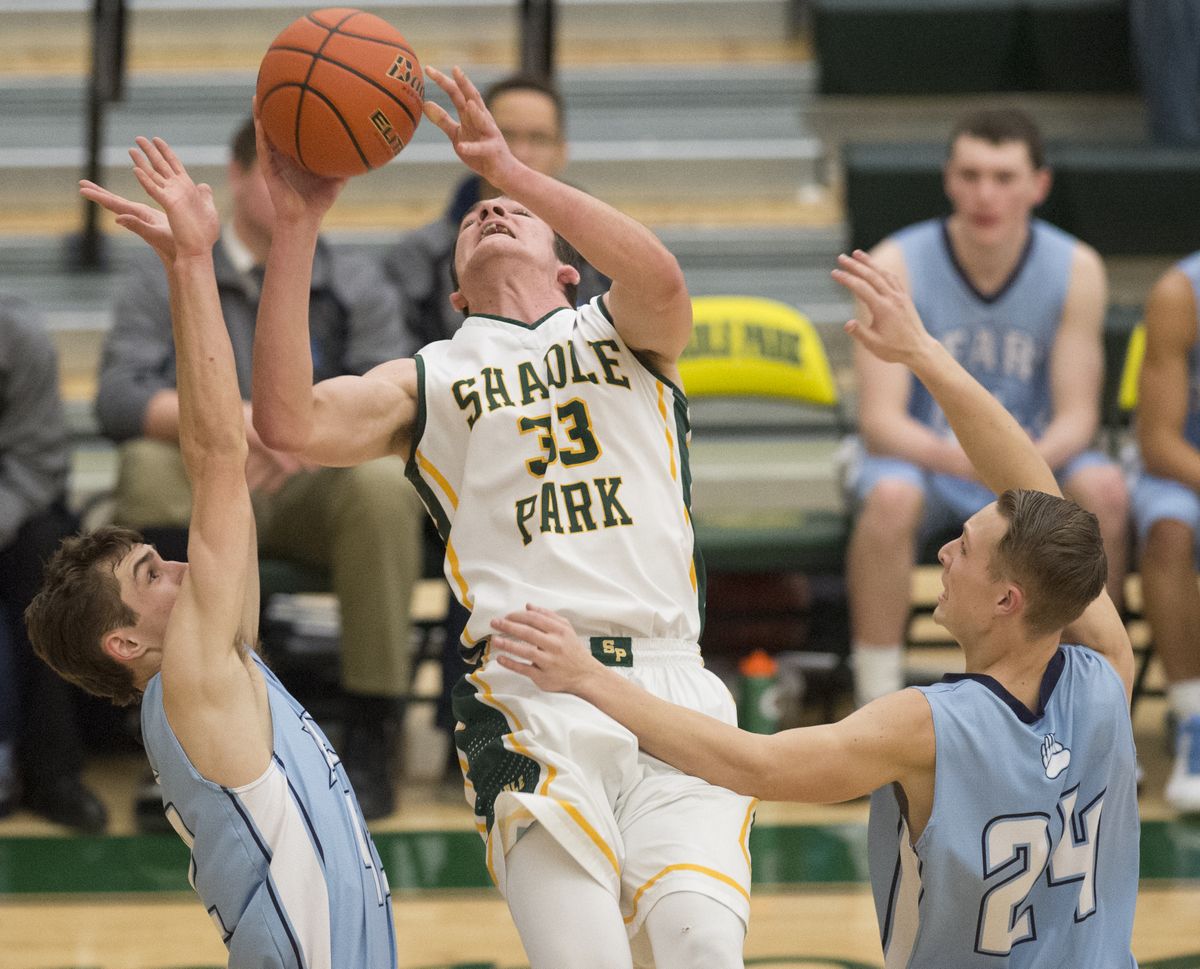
[
  {"xmin": 493, "ymin": 250, "xmax": 1140, "ymax": 968},
  {"xmin": 1129, "ymin": 255, "xmax": 1200, "ymax": 813},
  {"xmin": 848, "ymin": 108, "xmax": 1129, "ymax": 708},
  {"xmin": 25, "ymin": 140, "xmax": 396, "ymax": 969}
]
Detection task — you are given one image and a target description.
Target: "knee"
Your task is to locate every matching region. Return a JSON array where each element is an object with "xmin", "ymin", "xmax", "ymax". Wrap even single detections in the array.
[
  {"xmin": 645, "ymin": 893, "xmax": 745, "ymax": 969},
  {"xmin": 855, "ymin": 480, "xmax": 924, "ymax": 545},
  {"xmin": 1141, "ymin": 519, "xmax": 1197, "ymax": 575},
  {"xmin": 114, "ymin": 439, "xmax": 191, "ymax": 527},
  {"xmin": 1066, "ymin": 465, "xmax": 1129, "ymax": 527},
  {"xmin": 336, "ymin": 457, "xmax": 420, "ymax": 522}
]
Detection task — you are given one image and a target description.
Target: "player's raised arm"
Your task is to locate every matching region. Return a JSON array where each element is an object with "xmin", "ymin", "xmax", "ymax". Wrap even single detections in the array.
[
  {"xmin": 424, "ymin": 65, "xmax": 691, "ymax": 377},
  {"xmin": 82, "ymin": 138, "xmax": 259, "ymax": 694},
  {"xmin": 835, "ymin": 250, "xmax": 1133, "ymax": 697},
  {"xmin": 491, "ymin": 606, "xmax": 933, "ymax": 804},
  {"xmin": 247, "ymin": 110, "xmax": 417, "ymax": 464},
  {"xmin": 834, "ymin": 250, "xmax": 1058, "ymax": 498}
]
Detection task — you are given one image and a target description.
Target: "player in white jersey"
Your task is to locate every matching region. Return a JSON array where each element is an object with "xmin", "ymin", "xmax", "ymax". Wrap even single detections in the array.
[
  {"xmin": 251, "ymin": 67, "xmax": 752, "ymax": 967},
  {"xmin": 491, "ymin": 251, "xmax": 1140, "ymax": 968},
  {"xmin": 26, "ymin": 141, "xmax": 395, "ymax": 968}
]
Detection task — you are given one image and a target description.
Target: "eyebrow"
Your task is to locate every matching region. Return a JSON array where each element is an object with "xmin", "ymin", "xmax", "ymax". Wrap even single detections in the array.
[{"xmin": 132, "ymin": 549, "xmax": 154, "ymax": 585}]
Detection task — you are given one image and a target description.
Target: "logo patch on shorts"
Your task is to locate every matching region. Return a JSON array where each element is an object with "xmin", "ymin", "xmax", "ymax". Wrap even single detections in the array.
[{"xmin": 590, "ymin": 637, "xmax": 633, "ymax": 667}]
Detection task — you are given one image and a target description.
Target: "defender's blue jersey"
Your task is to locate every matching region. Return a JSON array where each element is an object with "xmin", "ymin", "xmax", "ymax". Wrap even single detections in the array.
[
  {"xmin": 142, "ymin": 654, "xmax": 396, "ymax": 969},
  {"xmin": 1175, "ymin": 250, "xmax": 1200, "ymax": 448},
  {"xmin": 868, "ymin": 645, "xmax": 1138, "ymax": 968},
  {"xmin": 896, "ymin": 218, "xmax": 1076, "ymax": 438}
]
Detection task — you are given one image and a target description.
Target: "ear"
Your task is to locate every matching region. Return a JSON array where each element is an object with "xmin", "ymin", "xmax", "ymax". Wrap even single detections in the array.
[
  {"xmin": 556, "ymin": 263, "xmax": 581, "ymax": 291},
  {"xmin": 995, "ymin": 582, "xmax": 1026, "ymax": 620},
  {"xmin": 101, "ymin": 628, "xmax": 144, "ymax": 665},
  {"xmin": 449, "ymin": 290, "xmax": 469, "ymax": 312},
  {"xmin": 1031, "ymin": 167, "xmax": 1052, "ymax": 207}
]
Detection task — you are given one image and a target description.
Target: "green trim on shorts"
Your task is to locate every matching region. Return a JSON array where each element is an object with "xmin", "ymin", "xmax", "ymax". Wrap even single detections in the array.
[{"xmin": 452, "ymin": 674, "xmax": 543, "ymax": 833}]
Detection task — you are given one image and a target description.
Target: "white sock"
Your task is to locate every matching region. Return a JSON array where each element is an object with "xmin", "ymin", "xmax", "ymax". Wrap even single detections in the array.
[
  {"xmin": 852, "ymin": 643, "xmax": 904, "ymax": 708},
  {"xmin": 1168, "ymin": 679, "xmax": 1200, "ymax": 720}
]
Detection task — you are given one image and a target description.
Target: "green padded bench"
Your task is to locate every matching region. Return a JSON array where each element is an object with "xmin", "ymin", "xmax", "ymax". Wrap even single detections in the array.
[
  {"xmin": 812, "ymin": 0, "xmax": 1134, "ymax": 95},
  {"xmin": 845, "ymin": 141, "xmax": 1200, "ymax": 255}
]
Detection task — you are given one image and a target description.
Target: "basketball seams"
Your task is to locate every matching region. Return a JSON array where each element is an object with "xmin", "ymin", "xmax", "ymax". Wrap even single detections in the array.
[
  {"xmin": 266, "ymin": 44, "xmax": 419, "ymax": 128},
  {"xmin": 295, "ymin": 83, "xmax": 372, "ymax": 174},
  {"xmin": 259, "ymin": 8, "xmax": 420, "ymax": 176}
]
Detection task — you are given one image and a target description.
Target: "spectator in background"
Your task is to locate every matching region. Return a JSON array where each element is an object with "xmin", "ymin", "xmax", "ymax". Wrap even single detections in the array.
[
  {"xmin": 847, "ymin": 108, "xmax": 1129, "ymax": 708},
  {"xmin": 94, "ymin": 118, "xmax": 423, "ymax": 819},
  {"xmin": 1130, "ymin": 255, "xmax": 1200, "ymax": 813},
  {"xmin": 0, "ymin": 295, "xmax": 106, "ymax": 831},
  {"xmin": 1130, "ymin": 0, "xmax": 1200, "ymax": 146},
  {"xmin": 382, "ymin": 74, "xmax": 608, "ymax": 349}
]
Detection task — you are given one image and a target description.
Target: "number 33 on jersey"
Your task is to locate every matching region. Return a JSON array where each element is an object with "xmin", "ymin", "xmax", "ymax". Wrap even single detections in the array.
[{"xmin": 408, "ymin": 298, "xmax": 704, "ymax": 655}]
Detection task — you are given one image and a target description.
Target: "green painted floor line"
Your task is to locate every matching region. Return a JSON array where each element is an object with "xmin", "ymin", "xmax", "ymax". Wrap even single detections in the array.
[{"xmin": 0, "ymin": 819, "xmax": 1198, "ymax": 896}]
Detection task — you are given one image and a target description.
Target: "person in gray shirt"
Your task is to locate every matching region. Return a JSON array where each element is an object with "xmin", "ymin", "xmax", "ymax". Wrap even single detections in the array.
[
  {"xmin": 94, "ymin": 118, "xmax": 423, "ymax": 818},
  {"xmin": 0, "ymin": 295, "xmax": 106, "ymax": 831}
]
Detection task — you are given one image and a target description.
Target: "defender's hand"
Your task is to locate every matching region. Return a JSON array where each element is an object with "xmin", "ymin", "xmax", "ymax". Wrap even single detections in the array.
[
  {"xmin": 80, "ymin": 136, "xmax": 217, "ymax": 264},
  {"xmin": 423, "ymin": 65, "xmax": 520, "ymax": 190},
  {"xmin": 833, "ymin": 250, "xmax": 936, "ymax": 367},
  {"xmin": 491, "ymin": 605, "xmax": 606, "ymax": 695}
]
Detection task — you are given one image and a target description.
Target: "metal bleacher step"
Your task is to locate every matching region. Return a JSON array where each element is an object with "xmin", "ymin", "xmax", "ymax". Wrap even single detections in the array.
[
  {"xmin": 0, "ymin": 0, "xmax": 802, "ymax": 75},
  {"xmin": 0, "ymin": 60, "xmax": 824, "ymax": 234}
]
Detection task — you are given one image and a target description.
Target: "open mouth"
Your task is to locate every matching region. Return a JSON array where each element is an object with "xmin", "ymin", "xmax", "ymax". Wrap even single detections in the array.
[{"xmin": 480, "ymin": 223, "xmax": 514, "ymax": 239}]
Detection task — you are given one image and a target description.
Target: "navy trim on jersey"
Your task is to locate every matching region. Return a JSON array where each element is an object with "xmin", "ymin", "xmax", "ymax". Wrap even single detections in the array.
[
  {"xmin": 469, "ymin": 308, "xmax": 571, "ymax": 330},
  {"xmin": 940, "ymin": 218, "xmax": 1038, "ymax": 305},
  {"xmin": 942, "ymin": 648, "xmax": 1066, "ymax": 724},
  {"xmin": 265, "ymin": 877, "xmax": 307, "ymax": 969},
  {"xmin": 880, "ymin": 810, "xmax": 905, "ymax": 952},
  {"xmin": 222, "ymin": 789, "xmax": 273, "ymax": 862},
  {"xmin": 276, "ymin": 754, "xmax": 326, "ymax": 867}
]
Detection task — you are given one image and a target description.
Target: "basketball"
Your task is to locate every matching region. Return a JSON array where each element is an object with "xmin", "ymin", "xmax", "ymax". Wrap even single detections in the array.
[{"xmin": 256, "ymin": 7, "xmax": 424, "ymax": 178}]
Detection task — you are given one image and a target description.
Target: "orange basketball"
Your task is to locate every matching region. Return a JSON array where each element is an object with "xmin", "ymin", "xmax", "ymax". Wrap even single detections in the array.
[{"xmin": 256, "ymin": 8, "xmax": 423, "ymax": 177}]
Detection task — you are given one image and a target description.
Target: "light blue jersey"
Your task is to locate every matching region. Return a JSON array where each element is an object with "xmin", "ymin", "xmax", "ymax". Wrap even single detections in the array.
[
  {"xmin": 889, "ymin": 218, "xmax": 1080, "ymax": 514},
  {"xmin": 869, "ymin": 645, "xmax": 1138, "ymax": 968},
  {"xmin": 1174, "ymin": 250, "xmax": 1200, "ymax": 448},
  {"xmin": 897, "ymin": 218, "xmax": 1076, "ymax": 438},
  {"xmin": 142, "ymin": 654, "xmax": 396, "ymax": 969}
]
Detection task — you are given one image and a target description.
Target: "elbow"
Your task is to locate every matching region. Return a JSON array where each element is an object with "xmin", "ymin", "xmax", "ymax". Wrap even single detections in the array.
[{"xmin": 253, "ymin": 410, "xmax": 310, "ymax": 454}]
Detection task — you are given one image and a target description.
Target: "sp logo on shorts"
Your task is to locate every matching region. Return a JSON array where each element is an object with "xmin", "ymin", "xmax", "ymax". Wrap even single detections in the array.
[{"xmin": 590, "ymin": 637, "xmax": 633, "ymax": 667}]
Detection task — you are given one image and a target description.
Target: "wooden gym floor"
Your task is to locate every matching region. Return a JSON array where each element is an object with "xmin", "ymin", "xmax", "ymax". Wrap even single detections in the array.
[{"xmin": 0, "ymin": 684, "xmax": 1198, "ymax": 968}]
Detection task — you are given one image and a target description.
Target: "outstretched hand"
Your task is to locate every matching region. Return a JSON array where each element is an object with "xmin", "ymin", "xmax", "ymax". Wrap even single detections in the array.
[
  {"xmin": 490, "ymin": 605, "xmax": 605, "ymax": 695},
  {"xmin": 832, "ymin": 250, "xmax": 935, "ymax": 366},
  {"xmin": 80, "ymin": 136, "xmax": 217, "ymax": 264},
  {"xmin": 423, "ymin": 65, "xmax": 519, "ymax": 189},
  {"xmin": 251, "ymin": 97, "xmax": 346, "ymax": 227}
]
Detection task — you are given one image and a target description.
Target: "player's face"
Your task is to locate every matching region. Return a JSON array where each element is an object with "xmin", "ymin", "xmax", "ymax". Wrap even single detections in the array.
[
  {"xmin": 490, "ymin": 89, "xmax": 566, "ymax": 177},
  {"xmin": 113, "ymin": 544, "xmax": 188, "ymax": 656},
  {"xmin": 934, "ymin": 503, "xmax": 1011, "ymax": 638},
  {"xmin": 455, "ymin": 197, "xmax": 561, "ymax": 284},
  {"xmin": 944, "ymin": 136, "xmax": 1050, "ymax": 247}
]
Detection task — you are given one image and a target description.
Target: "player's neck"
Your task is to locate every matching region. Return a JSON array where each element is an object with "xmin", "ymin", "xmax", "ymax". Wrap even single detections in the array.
[
  {"xmin": 945, "ymin": 216, "xmax": 1031, "ymax": 295},
  {"xmin": 964, "ymin": 629, "xmax": 1061, "ymax": 711},
  {"xmin": 463, "ymin": 274, "xmax": 568, "ymax": 323}
]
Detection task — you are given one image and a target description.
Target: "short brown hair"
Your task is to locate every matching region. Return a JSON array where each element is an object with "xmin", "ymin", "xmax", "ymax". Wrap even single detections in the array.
[
  {"xmin": 231, "ymin": 116, "xmax": 257, "ymax": 171},
  {"xmin": 25, "ymin": 526, "xmax": 144, "ymax": 706},
  {"xmin": 484, "ymin": 74, "xmax": 566, "ymax": 137},
  {"xmin": 950, "ymin": 107, "xmax": 1046, "ymax": 170},
  {"xmin": 989, "ymin": 489, "xmax": 1106, "ymax": 635}
]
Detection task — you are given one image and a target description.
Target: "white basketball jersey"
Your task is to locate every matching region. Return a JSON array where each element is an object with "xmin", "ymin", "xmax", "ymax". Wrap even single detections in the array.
[{"xmin": 408, "ymin": 297, "xmax": 703, "ymax": 660}]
